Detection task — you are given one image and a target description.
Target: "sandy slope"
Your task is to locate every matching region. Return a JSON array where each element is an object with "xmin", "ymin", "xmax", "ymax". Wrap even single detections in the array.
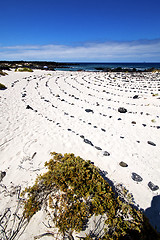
[{"xmin": 0, "ymin": 69, "xmax": 160, "ymax": 239}]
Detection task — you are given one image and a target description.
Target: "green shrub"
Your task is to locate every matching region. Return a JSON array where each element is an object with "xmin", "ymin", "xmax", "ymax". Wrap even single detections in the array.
[
  {"xmin": 0, "ymin": 70, "xmax": 8, "ymax": 76},
  {"xmin": 22, "ymin": 152, "xmax": 160, "ymax": 239},
  {"xmin": 15, "ymin": 67, "xmax": 33, "ymax": 72},
  {"xmin": 0, "ymin": 83, "xmax": 7, "ymax": 90}
]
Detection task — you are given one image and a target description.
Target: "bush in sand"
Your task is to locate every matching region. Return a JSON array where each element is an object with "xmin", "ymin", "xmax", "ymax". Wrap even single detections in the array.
[
  {"xmin": 0, "ymin": 70, "xmax": 8, "ymax": 76},
  {"xmin": 22, "ymin": 152, "xmax": 160, "ymax": 240},
  {"xmin": 15, "ymin": 67, "xmax": 33, "ymax": 72}
]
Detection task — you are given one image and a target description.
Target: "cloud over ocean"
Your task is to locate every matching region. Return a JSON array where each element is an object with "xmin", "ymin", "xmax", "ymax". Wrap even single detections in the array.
[{"xmin": 1, "ymin": 39, "xmax": 160, "ymax": 62}]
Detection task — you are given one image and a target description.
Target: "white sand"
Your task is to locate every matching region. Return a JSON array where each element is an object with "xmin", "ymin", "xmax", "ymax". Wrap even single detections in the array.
[{"xmin": 0, "ymin": 69, "xmax": 160, "ymax": 239}]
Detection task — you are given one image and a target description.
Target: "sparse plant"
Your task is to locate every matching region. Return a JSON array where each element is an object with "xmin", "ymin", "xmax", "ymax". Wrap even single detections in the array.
[
  {"xmin": 22, "ymin": 152, "xmax": 160, "ymax": 239},
  {"xmin": 0, "ymin": 185, "xmax": 28, "ymax": 240},
  {"xmin": 15, "ymin": 68, "xmax": 33, "ymax": 72},
  {"xmin": 151, "ymin": 119, "xmax": 156, "ymax": 123},
  {"xmin": 0, "ymin": 70, "xmax": 8, "ymax": 76}
]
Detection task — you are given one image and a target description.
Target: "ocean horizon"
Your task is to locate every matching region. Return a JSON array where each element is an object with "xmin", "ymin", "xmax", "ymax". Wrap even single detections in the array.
[{"xmin": 55, "ymin": 62, "xmax": 160, "ymax": 71}]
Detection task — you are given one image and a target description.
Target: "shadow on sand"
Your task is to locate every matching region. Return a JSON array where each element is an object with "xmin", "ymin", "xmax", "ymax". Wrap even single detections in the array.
[
  {"xmin": 144, "ymin": 195, "xmax": 160, "ymax": 233},
  {"xmin": 100, "ymin": 170, "xmax": 160, "ymax": 238}
]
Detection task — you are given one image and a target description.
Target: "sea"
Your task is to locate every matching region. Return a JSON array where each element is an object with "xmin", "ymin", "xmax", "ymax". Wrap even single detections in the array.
[{"xmin": 55, "ymin": 62, "xmax": 160, "ymax": 71}]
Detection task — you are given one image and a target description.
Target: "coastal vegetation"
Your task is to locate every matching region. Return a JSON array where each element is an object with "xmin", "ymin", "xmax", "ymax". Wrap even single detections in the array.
[
  {"xmin": 0, "ymin": 61, "xmax": 77, "ymax": 71},
  {"xmin": 152, "ymin": 93, "xmax": 159, "ymax": 97},
  {"xmin": 22, "ymin": 152, "xmax": 160, "ymax": 240},
  {"xmin": 15, "ymin": 67, "xmax": 33, "ymax": 72},
  {"xmin": 0, "ymin": 70, "xmax": 8, "ymax": 76}
]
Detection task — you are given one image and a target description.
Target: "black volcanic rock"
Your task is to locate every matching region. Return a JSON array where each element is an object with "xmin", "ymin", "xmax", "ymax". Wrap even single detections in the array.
[
  {"xmin": 85, "ymin": 109, "xmax": 94, "ymax": 113},
  {"xmin": 147, "ymin": 141, "xmax": 156, "ymax": 146},
  {"xmin": 118, "ymin": 107, "xmax": 127, "ymax": 113},
  {"xmin": 133, "ymin": 95, "xmax": 139, "ymax": 99},
  {"xmin": 103, "ymin": 151, "xmax": 110, "ymax": 156},
  {"xmin": 119, "ymin": 161, "xmax": 128, "ymax": 167},
  {"xmin": 84, "ymin": 138, "xmax": 94, "ymax": 146},
  {"xmin": 26, "ymin": 105, "xmax": 33, "ymax": 110},
  {"xmin": 0, "ymin": 171, "xmax": 6, "ymax": 182},
  {"xmin": 131, "ymin": 172, "xmax": 143, "ymax": 182},
  {"xmin": 148, "ymin": 181, "xmax": 159, "ymax": 191}
]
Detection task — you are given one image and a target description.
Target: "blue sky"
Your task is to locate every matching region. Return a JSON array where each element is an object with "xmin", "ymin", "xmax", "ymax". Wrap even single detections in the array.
[{"xmin": 0, "ymin": 0, "xmax": 160, "ymax": 62}]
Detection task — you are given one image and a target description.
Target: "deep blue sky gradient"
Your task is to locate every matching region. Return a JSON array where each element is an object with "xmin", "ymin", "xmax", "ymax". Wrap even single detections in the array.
[{"xmin": 0, "ymin": 0, "xmax": 160, "ymax": 61}]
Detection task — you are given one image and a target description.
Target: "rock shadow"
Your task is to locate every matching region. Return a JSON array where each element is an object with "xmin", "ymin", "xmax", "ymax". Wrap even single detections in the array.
[{"xmin": 144, "ymin": 195, "xmax": 160, "ymax": 232}]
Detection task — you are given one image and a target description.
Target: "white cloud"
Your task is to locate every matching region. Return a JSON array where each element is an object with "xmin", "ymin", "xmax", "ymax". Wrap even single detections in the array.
[{"xmin": 0, "ymin": 39, "xmax": 160, "ymax": 61}]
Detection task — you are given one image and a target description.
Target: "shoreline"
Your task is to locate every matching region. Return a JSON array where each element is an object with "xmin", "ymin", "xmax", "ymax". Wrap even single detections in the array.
[{"xmin": 0, "ymin": 61, "xmax": 160, "ymax": 72}]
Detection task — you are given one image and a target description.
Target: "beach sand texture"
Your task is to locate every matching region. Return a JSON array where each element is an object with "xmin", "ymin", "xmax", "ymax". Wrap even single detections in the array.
[{"xmin": 0, "ymin": 70, "xmax": 160, "ymax": 239}]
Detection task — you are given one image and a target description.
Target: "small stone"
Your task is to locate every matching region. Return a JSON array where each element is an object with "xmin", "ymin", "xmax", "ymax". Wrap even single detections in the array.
[
  {"xmin": 26, "ymin": 105, "xmax": 33, "ymax": 110},
  {"xmin": 0, "ymin": 171, "xmax": 6, "ymax": 182},
  {"xmin": 95, "ymin": 146, "xmax": 102, "ymax": 150},
  {"xmin": 131, "ymin": 121, "xmax": 136, "ymax": 124},
  {"xmin": 142, "ymin": 124, "xmax": 146, "ymax": 127},
  {"xmin": 80, "ymin": 135, "xmax": 84, "ymax": 139},
  {"xmin": 148, "ymin": 181, "xmax": 159, "ymax": 191},
  {"xmin": 103, "ymin": 151, "xmax": 110, "ymax": 156},
  {"xmin": 84, "ymin": 139, "xmax": 94, "ymax": 146},
  {"xmin": 118, "ymin": 107, "xmax": 127, "ymax": 113},
  {"xmin": 118, "ymin": 118, "xmax": 122, "ymax": 120},
  {"xmin": 32, "ymin": 152, "xmax": 37, "ymax": 159},
  {"xmin": 119, "ymin": 161, "xmax": 128, "ymax": 167},
  {"xmin": 101, "ymin": 128, "xmax": 106, "ymax": 132},
  {"xmin": 85, "ymin": 109, "xmax": 94, "ymax": 113},
  {"xmin": 133, "ymin": 95, "xmax": 139, "ymax": 99},
  {"xmin": 131, "ymin": 172, "xmax": 143, "ymax": 182},
  {"xmin": 147, "ymin": 141, "xmax": 156, "ymax": 146}
]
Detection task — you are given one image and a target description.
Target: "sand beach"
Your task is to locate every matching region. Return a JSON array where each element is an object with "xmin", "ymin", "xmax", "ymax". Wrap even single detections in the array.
[{"xmin": 0, "ymin": 69, "xmax": 160, "ymax": 239}]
